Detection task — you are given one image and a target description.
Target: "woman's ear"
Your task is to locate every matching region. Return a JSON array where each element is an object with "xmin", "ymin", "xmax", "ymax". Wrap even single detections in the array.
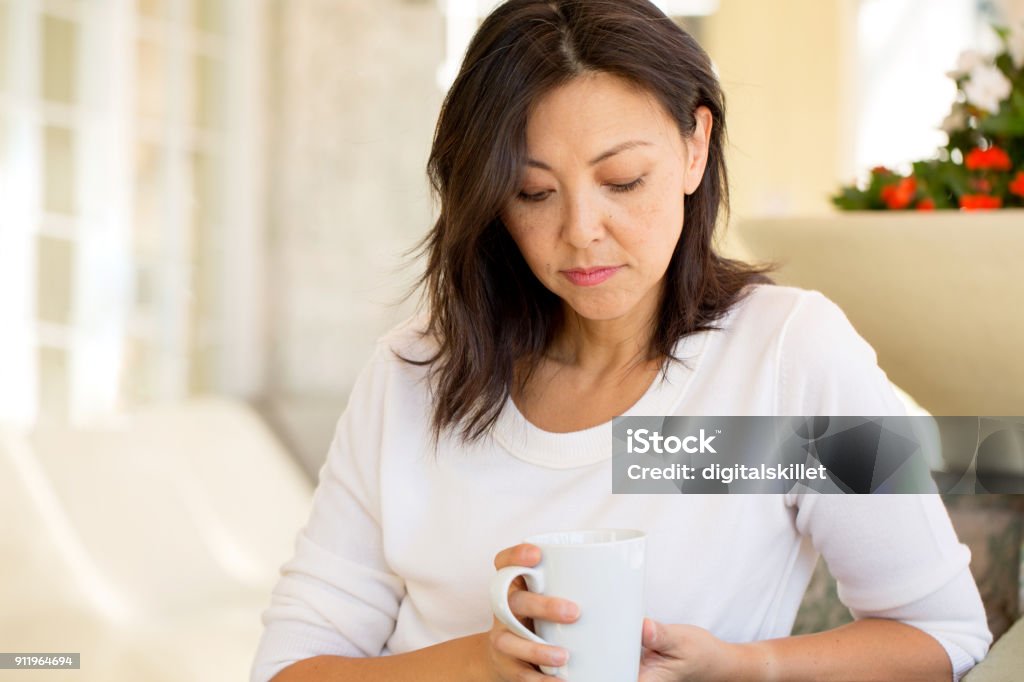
[{"xmin": 683, "ymin": 105, "xmax": 713, "ymax": 195}]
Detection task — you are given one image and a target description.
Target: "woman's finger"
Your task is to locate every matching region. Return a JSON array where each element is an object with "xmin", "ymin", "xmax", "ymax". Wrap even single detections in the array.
[
  {"xmin": 493, "ymin": 543, "xmax": 541, "ymax": 569},
  {"xmin": 491, "ymin": 627, "xmax": 570, "ymax": 670},
  {"xmin": 509, "ymin": 589, "xmax": 580, "ymax": 624}
]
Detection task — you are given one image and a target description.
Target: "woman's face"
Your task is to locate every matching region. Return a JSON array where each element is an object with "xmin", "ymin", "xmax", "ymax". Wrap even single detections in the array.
[{"xmin": 501, "ymin": 72, "xmax": 711, "ymax": 326}]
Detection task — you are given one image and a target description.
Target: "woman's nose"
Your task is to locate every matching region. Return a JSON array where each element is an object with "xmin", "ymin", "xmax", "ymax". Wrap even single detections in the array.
[{"xmin": 560, "ymin": 193, "xmax": 606, "ymax": 249}]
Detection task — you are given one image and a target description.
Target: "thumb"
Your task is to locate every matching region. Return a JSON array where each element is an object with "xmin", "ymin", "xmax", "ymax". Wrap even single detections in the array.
[
  {"xmin": 642, "ymin": 617, "xmax": 661, "ymax": 650},
  {"xmin": 643, "ymin": 618, "xmax": 686, "ymax": 656}
]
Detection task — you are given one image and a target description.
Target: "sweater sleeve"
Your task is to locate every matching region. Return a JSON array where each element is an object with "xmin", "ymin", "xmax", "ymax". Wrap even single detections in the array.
[
  {"xmin": 779, "ymin": 291, "xmax": 992, "ymax": 681},
  {"xmin": 250, "ymin": 343, "xmax": 406, "ymax": 682},
  {"xmin": 775, "ymin": 289, "xmax": 908, "ymax": 417}
]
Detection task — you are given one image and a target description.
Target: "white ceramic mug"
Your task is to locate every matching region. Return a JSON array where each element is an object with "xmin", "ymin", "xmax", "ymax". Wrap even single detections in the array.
[{"xmin": 490, "ymin": 528, "xmax": 646, "ymax": 680}]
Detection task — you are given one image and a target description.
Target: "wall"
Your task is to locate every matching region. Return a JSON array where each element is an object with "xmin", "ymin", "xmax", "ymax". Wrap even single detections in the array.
[
  {"xmin": 264, "ymin": 0, "xmax": 444, "ymax": 473},
  {"xmin": 267, "ymin": 0, "xmax": 443, "ymax": 396},
  {"xmin": 703, "ymin": 0, "xmax": 858, "ymax": 222}
]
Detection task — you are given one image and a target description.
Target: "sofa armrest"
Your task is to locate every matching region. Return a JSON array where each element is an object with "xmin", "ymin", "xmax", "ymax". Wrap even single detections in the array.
[{"xmin": 963, "ymin": 616, "xmax": 1024, "ymax": 681}]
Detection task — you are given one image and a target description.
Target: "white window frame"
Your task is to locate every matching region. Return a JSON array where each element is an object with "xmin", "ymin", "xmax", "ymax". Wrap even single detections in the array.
[{"xmin": 0, "ymin": 0, "xmax": 266, "ymax": 427}]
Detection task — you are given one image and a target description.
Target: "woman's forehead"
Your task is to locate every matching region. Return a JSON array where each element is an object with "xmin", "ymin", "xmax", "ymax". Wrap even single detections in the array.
[{"xmin": 524, "ymin": 74, "xmax": 683, "ymax": 161}]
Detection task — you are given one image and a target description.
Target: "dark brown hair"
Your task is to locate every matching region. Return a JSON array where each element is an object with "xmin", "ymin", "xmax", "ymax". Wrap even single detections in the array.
[{"xmin": 403, "ymin": 0, "xmax": 772, "ymax": 445}]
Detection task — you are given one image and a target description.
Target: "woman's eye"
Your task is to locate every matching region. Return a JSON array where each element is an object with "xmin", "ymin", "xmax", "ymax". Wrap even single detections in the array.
[
  {"xmin": 608, "ymin": 177, "xmax": 645, "ymax": 193},
  {"xmin": 518, "ymin": 190, "xmax": 551, "ymax": 202},
  {"xmin": 516, "ymin": 177, "xmax": 644, "ymax": 202}
]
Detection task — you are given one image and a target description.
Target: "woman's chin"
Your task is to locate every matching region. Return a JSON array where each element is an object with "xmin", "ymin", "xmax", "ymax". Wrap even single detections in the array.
[{"xmin": 561, "ymin": 297, "xmax": 638, "ymax": 323}]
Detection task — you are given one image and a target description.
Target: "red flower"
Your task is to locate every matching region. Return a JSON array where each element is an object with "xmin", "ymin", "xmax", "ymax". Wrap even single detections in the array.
[
  {"xmin": 959, "ymin": 194, "xmax": 1003, "ymax": 210},
  {"xmin": 1010, "ymin": 171, "xmax": 1024, "ymax": 198},
  {"xmin": 880, "ymin": 177, "xmax": 917, "ymax": 209},
  {"xmin": 871, "ymin": 165, "xmax": 892, "ymax": 175},
  {"xmin": 916, "ymin": 198, "xmax": 936, "ymax": 211},
  {"xmin": 971, "ymin": 178, "xmax": 993, "ymax": 193},
  {"xmin": 965, "ymin": 146, "xmax": 1012, "ymax": 172}
]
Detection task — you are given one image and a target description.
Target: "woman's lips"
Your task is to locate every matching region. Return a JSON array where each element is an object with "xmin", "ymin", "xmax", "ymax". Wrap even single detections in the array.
[{"xmin": 560, "ymin": 266, "xmax": 622, "ymax": 287}]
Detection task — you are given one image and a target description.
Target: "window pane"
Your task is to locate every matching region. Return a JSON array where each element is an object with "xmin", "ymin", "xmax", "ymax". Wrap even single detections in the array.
[
  {"xmin": 43, "ymin": 125, "xmax": 76, "ymax": 214},
  {"xmin": 190, "ymin": 234, "xmax": 220, "ymax": 334},
  {"xmin": 192, "ymin": 53, "xmax": 223, "ymax": 129},
  {"xmin": 42, "ymin": 14, "xmax": 78, "ymax": 105},
  {"xmin": 190, "ymin": 149, "xmax": 222, "ymax": 230},
  {"xmin": 38, "ymin": 346, "xmax": 69, "ymax": 422},
  {"xmin": 134, "ymin": 141, "xmax": 165, "ymax": 256},
  {"xmin": 191, "ymin": 0, "xmax": 225, "ymax": 35},
  {"xmin": 37, "ymin": 235, "xmax": 74, "ymax": 324},
  {"xmin": 136, "ymin": 39, "xmax": 166, "ymax": 120},
  {"xmin": 190, "ymin": 149, "xmax": 222, "ymax": 384},
  {"xmin": 134, "ymin": 263, "xmax": 158, "ymax": 309},
  {"xmin": 188, "ymin": 342, "xmax": 218, "ymax": 393},
  {"xmin": 122, "ymin": 337, "xmax": 156, "ymax": 404}
]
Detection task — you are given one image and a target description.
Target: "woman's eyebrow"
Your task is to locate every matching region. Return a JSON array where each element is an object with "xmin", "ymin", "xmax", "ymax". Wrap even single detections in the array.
[{"xmin": 525, "ymin": 139, "xmax": 653, "ymax": 170}]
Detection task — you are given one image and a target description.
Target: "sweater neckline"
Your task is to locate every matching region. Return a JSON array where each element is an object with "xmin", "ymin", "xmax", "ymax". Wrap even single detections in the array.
[{"xmin": 491, "ymin": 330, "xmax": 711, "ymax": 469}]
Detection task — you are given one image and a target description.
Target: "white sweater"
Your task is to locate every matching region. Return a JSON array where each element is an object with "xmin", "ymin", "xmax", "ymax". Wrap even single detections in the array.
[{"xmin": 251, "ymin": 285, "xmax": 991, "ymax": 682}]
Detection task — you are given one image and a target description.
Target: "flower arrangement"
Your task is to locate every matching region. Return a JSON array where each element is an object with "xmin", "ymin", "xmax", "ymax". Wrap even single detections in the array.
[{"xmin": 833, "ymin": 23, "xmax": 1024, "ymax": 211}]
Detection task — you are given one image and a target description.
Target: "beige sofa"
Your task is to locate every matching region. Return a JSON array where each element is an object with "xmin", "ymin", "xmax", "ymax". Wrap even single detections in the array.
[
  {"xmin": 737, "ymin": 213, "xmax": 1024, "ymax": 680},
  {"xmin": 732, "ymin": 211, "xmax": 1024, "ymax": 416}
]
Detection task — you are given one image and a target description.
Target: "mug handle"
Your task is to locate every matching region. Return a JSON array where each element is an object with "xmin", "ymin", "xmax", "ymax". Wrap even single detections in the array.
[{"xmin": 489, "ymin": 565, "xmax": 549, "ymax": 645}]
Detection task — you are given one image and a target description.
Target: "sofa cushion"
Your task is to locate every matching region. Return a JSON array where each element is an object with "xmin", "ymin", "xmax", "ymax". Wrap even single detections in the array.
[{"xmin": 943, "ymin": 495, "xmax": 1023, "ymax": 640}]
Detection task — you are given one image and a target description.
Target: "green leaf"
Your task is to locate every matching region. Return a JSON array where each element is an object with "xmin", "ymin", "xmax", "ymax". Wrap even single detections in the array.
[
  {"xmin": 977, "ymin": 101, "xmax": 1024, "ymax": 136},
  {"xmin": 831, "ymin": 185, "xmax": 874, "ymax": 211},
  {"xmin": 1012, "ymin": 88, "xmax": 1024, "ymax": 114}
]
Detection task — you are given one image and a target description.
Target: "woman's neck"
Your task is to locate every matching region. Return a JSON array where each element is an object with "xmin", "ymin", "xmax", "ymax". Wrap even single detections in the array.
[{"xmin": 547, "ymin": 304, "xmax": 658, "ymax": 379}]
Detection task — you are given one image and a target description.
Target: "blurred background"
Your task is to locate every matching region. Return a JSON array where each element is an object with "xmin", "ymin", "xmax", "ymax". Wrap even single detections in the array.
[{"xmin": 1, "ymin": 1, "xmax": 1022, "ymax": 680}]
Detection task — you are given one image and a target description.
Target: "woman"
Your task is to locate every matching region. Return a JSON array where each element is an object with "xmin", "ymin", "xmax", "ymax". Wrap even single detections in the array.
[{"xmin": 252, "ymin": 1, "xmax": 991, "ymax": 680}]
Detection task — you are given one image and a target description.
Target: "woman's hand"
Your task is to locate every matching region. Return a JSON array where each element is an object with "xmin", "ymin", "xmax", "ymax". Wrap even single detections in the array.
[
  {"xmin": 483, "ymin": 543, "xmax": 580, "ymax": 681},
  {"xmin": 638, "ymin": 618, "xmax": 748, "ymax": 682}
]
